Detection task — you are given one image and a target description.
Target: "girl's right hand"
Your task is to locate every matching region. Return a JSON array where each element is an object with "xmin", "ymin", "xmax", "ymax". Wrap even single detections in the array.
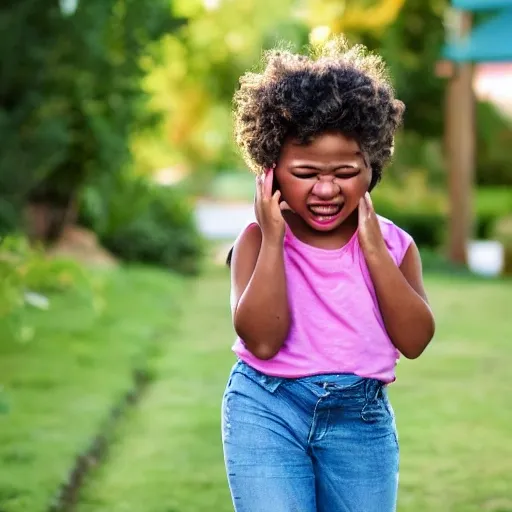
[{"xmin": 254, "ymin": 168, "xmax": 289, "ymax": 246}]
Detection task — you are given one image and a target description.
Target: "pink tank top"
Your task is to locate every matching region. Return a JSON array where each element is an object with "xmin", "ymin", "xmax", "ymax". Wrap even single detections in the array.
[{"xmin": 232, "ymin": 216, "xmax": 413, "ymax": 383}]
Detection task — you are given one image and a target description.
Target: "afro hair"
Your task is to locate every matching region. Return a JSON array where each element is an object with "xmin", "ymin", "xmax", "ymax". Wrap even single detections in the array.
[{"xmin": 233, "ymin": 37, "xmax": 405, "ymax": 190}]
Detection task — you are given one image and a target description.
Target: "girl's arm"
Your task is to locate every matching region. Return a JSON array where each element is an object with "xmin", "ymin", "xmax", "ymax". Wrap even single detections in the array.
[
  {"xmin": 230, "ymin": 170, "xmax": 291, "ymax": 360},
  {"xmin": 358, "ymin": 193, "xmax": 435, "ymax": 359},
  {"xmin": 365, "ymin": 241, "xmax": 435, "ymax": 359},
  {"xmin": 230, "ymin": 224, "xmax": 290, "ymax": 360}
]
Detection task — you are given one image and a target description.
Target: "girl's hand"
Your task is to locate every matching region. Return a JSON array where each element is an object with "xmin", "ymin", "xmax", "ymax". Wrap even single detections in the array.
[
  {"xmin": 358, "ymin": 192, "xmax": 387, "ymax": 259},
  {"xmin": 254, "ymin": 169, "xmax": 289, "ymax": 246}
]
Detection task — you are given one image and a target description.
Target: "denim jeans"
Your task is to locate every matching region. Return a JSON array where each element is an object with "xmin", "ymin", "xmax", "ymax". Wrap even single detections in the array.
[{"xmin": 222, "ymin": 360, "xmax": 399, "ymax": 512}]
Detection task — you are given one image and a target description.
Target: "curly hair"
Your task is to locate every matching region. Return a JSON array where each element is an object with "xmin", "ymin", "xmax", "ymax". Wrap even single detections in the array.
[{"xmin": 233, "ymin": 37, "xmax": 405, "ymax": 190}]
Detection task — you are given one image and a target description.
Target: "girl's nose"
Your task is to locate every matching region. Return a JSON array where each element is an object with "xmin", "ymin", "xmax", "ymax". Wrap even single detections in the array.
[{"xmin": 311, "ymin": 177, "xmax": 340, "ymax": 199}]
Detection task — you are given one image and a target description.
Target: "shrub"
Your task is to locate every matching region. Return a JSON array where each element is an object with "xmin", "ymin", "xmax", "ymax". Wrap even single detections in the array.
[
  {"xmin": 0, "ymin": 236, "xmax": 95, "ymax": 343},
  {"xmin": 374, "ymin": 176, "xmax": 512, "ymax": 247},
  {"xmin": 79, "ymin": 176, "xmax": 203, "ymax": 275},
  {"xmin": 378, "ymin": 206, "xmax": 446, "ymax": 248},
  {"xmin": 493, "ymin": 215, "xmax": 512, "ymax": 275},
  {"xmin": 475, "ymin": 187, "xmax": 512, "ymax": 239},
  {"xmin": 372, "ymin": 173, "xmax": 447, "ymax": 248},
  {"xmin": 419, "ymin": 248, "xmax": 475, "ymax": 277},
  {"xmin": 386, "ymin": 132, "xmax": 445, "ymax": 186},
  {"xmin": 476, "ymin": 102, "xmax": 512, "ymax": 187}
]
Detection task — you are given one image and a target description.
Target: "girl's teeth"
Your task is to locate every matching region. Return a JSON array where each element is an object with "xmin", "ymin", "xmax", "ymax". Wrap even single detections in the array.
[{"xmin": 309, "ymin": 206, "xmax": 340, "ymax": 215}]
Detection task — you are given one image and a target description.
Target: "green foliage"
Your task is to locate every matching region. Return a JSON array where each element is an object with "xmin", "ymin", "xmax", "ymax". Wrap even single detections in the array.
[
  {"xmin": 386, "ymin": 100, "xmax": 512, "ymax": 193},
  {"xmin": 0, "ymin": 1, "xmax": 183, "ymax": 232},
  {"xmin": 0, "ymin": 238, "xmax": 26, "ymax": 340},
  {"xmin": 374, "ymin": 181, "xmax": 512, "ymax": 247},
  {"xmin": 419, "ymin": 248, "xmax": 476, "ymax": 276},
  {"xmin": 475, "ymin": 102, "xmax": 512, "ymax": 187},
  {"xmin": 373, "ymin": 200, "xmax": 446, "ymax": 249},
  {"xmin": 492, "ymin": 214, "xmax": 512, "ymax": 275},
  {"xmin": 387, "ymin": 132, "xmax": 445, "ymax": 185},
  {"xmin": 363, "ymin": 0, "xmax": 447, "ymax": 137},
  {"xmin": 142, "ymin": 0, "xmax": 306, "ymax": 174},
  {"xmin": 0, "ymin": 236, "xmax": 95, "ymax": 343},
  {"xmin": 473, "ymin": 187, "xmax": 512, "ymax": 239},
  {"xmin": 79, "ymin": 176, "xmax": 203, "ymax": 274}
]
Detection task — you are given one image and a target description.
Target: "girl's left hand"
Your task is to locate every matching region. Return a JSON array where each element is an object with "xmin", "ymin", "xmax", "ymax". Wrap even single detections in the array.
[{"xmin": 358, "ymin": 192, "xmax": 387, "ymax": 259}]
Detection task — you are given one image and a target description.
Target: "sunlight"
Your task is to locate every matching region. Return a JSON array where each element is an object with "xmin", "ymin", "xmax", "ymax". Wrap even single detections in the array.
[{"xmin": 310, "ymin": 25, "xmax": 332, "ymax": 45}]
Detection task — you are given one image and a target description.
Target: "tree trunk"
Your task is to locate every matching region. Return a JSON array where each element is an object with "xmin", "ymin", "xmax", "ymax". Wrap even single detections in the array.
[{"xmin": 25, "ymin": 194, "xmax": 78, "ymax": 244}]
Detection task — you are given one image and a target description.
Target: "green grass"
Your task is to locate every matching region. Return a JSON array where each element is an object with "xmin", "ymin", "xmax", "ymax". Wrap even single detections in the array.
[
  {"xmin": 74, "ymin": 269, "xmax": 512, "ymax": 512},
  {"xmin": 0, "ymin": 265, "xmax": 184, "ymax": 512},
  {"xmin": 75, "ymin": 268, "xmax": 233, "ymax": 512}
]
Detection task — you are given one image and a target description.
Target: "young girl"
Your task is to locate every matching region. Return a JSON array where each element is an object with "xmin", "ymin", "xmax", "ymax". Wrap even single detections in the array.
[{"xmin": 222, "ymin": 38, "xmax": 435, "ymax": 512}]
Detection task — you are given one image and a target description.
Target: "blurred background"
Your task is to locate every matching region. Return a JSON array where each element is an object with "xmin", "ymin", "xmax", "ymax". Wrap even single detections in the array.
[{"xmin": 1, "ymin": 1, "xmax": 511, "ymax": 511}]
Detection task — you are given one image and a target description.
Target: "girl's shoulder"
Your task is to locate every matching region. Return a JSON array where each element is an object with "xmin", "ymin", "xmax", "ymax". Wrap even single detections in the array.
[
  {"xmin": 376, "ymin": 215, "xmax": 414, "ymax": 266},
  {"xmin": 235, "ymin": 220, "xmax": 260, "ymax": 244},
  {"xmin": 226, "ymin": 221, "xmax": 260, "ymax": 267}
]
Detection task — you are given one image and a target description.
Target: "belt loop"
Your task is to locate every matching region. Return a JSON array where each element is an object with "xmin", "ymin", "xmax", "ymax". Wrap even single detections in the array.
[
  {"xmin": 375, "ymin": 380, "xmax": 384, "ymax": 400},
  {"xmin": 365, "ymin": 379, "xmax": 382, "ymax": 401}
]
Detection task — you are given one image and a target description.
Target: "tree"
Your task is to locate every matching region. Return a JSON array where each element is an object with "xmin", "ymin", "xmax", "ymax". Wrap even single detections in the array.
[
  {"xmin": 304, "ymin": 0, "xmax": 406, "ymax": 33},
  {"xmin": 377, "ymin": 0, "xmax": 447, "ymax": 137},
  {"xmin": 302, "ymin": 0, "xmax": 447, "ymax": 137},
  {"xmin": 135, "ymin": 0, "xmax": 307, "ymax": 176},
  {"xmin": 0, "ymin": 1, "xmax": 183, "ymax": 240}
]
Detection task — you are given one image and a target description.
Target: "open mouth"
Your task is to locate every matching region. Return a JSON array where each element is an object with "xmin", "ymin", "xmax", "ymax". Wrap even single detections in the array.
[{"xmin": 307, "ymin": 204, "xmax": 343, "ymax": 224}]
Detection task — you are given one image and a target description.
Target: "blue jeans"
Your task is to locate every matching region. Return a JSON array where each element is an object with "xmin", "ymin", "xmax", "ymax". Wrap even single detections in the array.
[{"xmin": 222, "ymin": 361, "xmax": 399, "ymax": 512}]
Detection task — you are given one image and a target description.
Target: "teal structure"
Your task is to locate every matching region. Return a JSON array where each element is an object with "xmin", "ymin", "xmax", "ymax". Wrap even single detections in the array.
[{"xmin": 443, "ymin": 0, "xmax": 512, "ymax": 62}]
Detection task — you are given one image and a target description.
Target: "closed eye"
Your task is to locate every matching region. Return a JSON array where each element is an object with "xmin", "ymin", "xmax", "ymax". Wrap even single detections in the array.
[
  {"xmin": 293, "ymin": 171, "xmax": 360, "ymax": 179},
  {"xmin": 293, "ymin": 173, "xmax": 317, "ymax": 179},
  {"xmin": 335, "ymin": 171, "xmax": 360, "ymax": 179},
  {"xmin": 292, "ymin": 165, "xmax": 361, "ymax": 179}
]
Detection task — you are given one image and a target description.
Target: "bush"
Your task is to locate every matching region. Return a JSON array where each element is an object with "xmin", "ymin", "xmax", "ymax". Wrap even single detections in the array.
[
  {"xmin": 378, "ymin": 206, "xmax": 446, "ymax": 249},
  {"xmin": 474, "ymin": 187, "xmax": 512, "ymax": 239},
  {"xmin": 419, "ymin": 248, "xmax": 476, "ymax": 277},
  {"xmin": 0, "ymin": 235, "xmax": 95, "ymax": 343},
  {"xmin": 374, "ymin": 175, "xmax": 512, "ymax": 247},
  {"xmin": 476, "ymin": 102, "xmax": 512, "ymax": 187},
  {"xmin": 386, "ymin": 132, "xmax": 446, "ymax": 186},
  {"xmin": 493, "ymin": 215, "xmax": 512, "ymax": 275},
  {"xmin": 372, "ymin": 173, "xmax": 447, "ymax": 248},
  {"xmin": 79, "ymin": 176, "xmax": 204, "ymax": 275},
  {"xmin": 375, "ymin": 201, "xmax": 509, "ymax": 249},
  {"xmin": 0, "ymin": 198, "xmax": 20, "ymax": 236},
  {"xmin": 0, "ymin": 1, "xmax": 182, "ymax": 242}
]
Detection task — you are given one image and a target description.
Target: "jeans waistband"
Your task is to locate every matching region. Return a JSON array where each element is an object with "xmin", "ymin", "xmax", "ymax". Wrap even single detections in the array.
[{"xmin": 232, "ymin": 359, "xmax": 385, "ymax": 400}]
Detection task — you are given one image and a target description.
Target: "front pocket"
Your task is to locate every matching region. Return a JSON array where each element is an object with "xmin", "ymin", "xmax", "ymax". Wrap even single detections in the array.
[
  {"xmin": 360, "ymin": 396, "xmax": 392, "ymax": 423},
  {"xmin": 242, "ymin": 371, "xmax": 285, "ymax": 394},
  {"xmin": 360, "ymin": 396, "xmax": 400, "ymax": 449}
]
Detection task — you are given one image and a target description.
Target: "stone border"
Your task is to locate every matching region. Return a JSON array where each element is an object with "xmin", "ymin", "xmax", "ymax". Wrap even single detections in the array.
[{"xmin": 47, "ymin": 368, "xmax": 151, "ymax": 512}]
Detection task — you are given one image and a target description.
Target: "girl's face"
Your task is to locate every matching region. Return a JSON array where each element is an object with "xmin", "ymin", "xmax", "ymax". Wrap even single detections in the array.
[{"xmin": 275, "ymin": 131, "xmax": 372, "ymax": 232}]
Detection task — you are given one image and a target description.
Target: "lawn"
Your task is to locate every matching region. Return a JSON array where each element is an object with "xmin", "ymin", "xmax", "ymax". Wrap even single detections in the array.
[
  {"xmin": 74, "ymin": 268, "xmax": 512, "ymax": 512},
  {"xmin": 0, "ymin": 265, "xmax": 185, "ymax": 512}
]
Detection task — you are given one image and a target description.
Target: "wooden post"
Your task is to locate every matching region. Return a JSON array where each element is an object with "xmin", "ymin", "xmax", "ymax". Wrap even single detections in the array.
[{"xmin": 445, "ymin": 11, "xmax": 475, "ymax": 265}]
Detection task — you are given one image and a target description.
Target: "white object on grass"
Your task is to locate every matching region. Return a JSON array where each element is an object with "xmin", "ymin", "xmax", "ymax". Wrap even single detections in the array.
[{"xmin": 467, "ymin": 240, "xmax": 504, "ymax": 277}]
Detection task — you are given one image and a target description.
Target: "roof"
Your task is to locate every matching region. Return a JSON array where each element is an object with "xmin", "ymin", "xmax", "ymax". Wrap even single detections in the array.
[
  {"xmin": 443, "ymin": 8, "xmax": 512, "ymax": 62},
  {"xmin": 452, "ymin": 0, "xmax": 512, "ymax": 10}
]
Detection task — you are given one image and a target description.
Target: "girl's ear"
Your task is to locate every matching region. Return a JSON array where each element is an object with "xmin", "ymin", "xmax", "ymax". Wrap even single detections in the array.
[
  {"xmin": 368, "ymin": 164, "xmax": 380, "ymax": 192},
  {"xmin": 272, "ymin": 175, "xmax": 280, "ymax": 195},
  {"xmin": 226, "ymin": 246, "xmax": 234, "ymax": 267},
  {"xmin": 266, "ymin": 163, "xmax": 279, "ymax": 194}
]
